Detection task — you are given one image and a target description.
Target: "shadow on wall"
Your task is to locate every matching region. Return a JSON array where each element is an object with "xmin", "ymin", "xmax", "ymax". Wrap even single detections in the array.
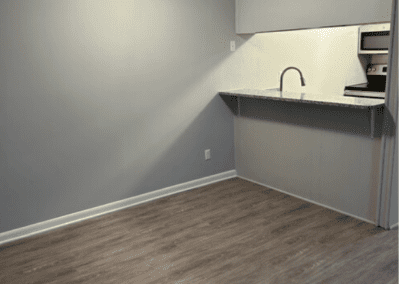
[
  {"xmin": 382, "ymin": 108, "xmax": 397, "ymax": 137},
  {"xmin": 225, "ymin": 96, "xmax": 384, "ymax": 138},
  {"xmin": 237, "ymin": 34, "xmax": 254, "ymax": 41}
]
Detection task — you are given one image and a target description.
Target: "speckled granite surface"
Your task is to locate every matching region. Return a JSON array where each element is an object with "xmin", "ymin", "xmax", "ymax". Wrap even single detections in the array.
[{"xmin": 219, "ymin": 88, "xmax": 385, "ymax": 109}]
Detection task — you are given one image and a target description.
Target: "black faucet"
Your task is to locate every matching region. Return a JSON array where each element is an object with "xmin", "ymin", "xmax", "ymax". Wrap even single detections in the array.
[{"xmin": 280, "ymin": 67, "xmax": 306, "ymax": 92}]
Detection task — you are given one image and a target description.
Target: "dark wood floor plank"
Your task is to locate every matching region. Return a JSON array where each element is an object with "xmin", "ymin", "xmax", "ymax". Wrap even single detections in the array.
[{"xmin": 0, "ymin": 177, "xmax": 398, "ymax": 283}]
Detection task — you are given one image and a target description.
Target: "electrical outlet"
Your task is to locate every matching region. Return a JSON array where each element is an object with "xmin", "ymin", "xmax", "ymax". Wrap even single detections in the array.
[
  {"xmin": 230, "ymin": 41, "xmax": 235, "ymax": 51},
  {"xmin": 205, "ymin": 149, "xmax": 211, "ymax": 160}
]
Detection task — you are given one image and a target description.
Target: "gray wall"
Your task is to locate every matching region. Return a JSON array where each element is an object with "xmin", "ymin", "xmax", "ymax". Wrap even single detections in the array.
[
  {"xmin": 0, "ymin": 0, "xmax": 240, "ymax": 233},
  {"xmin": 390, "ymin": 130, "xmax": 398, "ymax": 227},
  {"xmin": 235, "ymin": 101, "xmax": 382, "ymax": 222},
  {"xmin": 388, "ymin": 0, "xmax": 399, "ymax": 227},
  {"xmin": 236, "ymin": 0, "xmax": 392, "ymax": 33}
]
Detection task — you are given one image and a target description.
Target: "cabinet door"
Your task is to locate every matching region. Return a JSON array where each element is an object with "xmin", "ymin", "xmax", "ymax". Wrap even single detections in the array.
[{"xmin": 236, "ymin": 0, "xmax": 392, "ymax": 34}]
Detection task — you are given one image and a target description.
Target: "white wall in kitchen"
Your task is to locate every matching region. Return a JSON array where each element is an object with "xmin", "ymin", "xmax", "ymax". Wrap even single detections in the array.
[{"xmin": 224, "ymin": 25, "xmax": 369, "ymax": 96}]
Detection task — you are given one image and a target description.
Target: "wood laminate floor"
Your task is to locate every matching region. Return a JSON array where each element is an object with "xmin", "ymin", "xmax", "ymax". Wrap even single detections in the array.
[{"xmin": 0, "ymin": 177, "xmax": 398, "ymax": 283}]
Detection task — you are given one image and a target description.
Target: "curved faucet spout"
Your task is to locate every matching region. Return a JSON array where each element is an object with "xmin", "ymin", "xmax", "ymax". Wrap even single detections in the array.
[{"xmin": 280, "ymin": 67, "xmax": 306, "ymax": 92}]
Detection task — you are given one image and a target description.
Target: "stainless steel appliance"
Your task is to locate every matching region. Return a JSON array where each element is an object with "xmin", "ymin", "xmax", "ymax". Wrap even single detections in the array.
[
  {"xmin": 358, "ymin": 23, "xmax": 390, "ymax": 55},
  {"xmin": 344, "ymin": 64, "xmax": 387, "ymax": 99}
]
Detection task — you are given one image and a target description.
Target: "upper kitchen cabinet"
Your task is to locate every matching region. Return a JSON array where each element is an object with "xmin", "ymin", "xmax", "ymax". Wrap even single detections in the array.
[{"xmin": 235, "ymin": 0, "xmax": 392, "ymax": 34}]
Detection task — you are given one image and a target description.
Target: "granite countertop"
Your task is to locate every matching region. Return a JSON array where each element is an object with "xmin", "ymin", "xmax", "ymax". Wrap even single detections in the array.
[{"xmin": 219, "ymin": 88, "xmax": 385, "ymax": 109}]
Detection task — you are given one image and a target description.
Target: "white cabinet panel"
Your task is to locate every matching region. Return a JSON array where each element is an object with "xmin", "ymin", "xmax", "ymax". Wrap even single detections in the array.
[{"xmin": 236, "ymin": 0, "xmax": 392, "ymax": 34}]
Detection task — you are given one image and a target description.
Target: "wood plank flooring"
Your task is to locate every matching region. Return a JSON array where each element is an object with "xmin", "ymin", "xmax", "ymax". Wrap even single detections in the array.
[{"xmin": 0, "ymin": 177, "xmax": 398, "ymax": 283}]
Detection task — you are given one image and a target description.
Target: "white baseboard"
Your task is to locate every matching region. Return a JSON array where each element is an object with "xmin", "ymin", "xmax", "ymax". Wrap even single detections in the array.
[
  {"xmin": 238, "ymin": 175, "xmax": 377, "ymax": 226},
  {"xmin": 390, "ymin": 223, "xmax": 399, "ymax": 230},
  {"xmin": 0, "ymin": 170, "xmax": 238, "ymax": 246},
  {"xmin": 2, "ymin": 172, "xmax": 386, "ymax": 247}
]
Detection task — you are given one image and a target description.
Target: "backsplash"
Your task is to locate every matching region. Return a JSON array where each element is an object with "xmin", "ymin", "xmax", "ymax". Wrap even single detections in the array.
[{"xmin": 230, "ymin": 25, "xmax": 368, "ymax": 96}]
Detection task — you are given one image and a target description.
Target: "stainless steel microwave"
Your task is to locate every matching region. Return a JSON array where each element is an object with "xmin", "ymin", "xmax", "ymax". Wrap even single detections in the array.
[{"xmin": 358, "ymin": 23, "xmax": 390, "ymax": 54}]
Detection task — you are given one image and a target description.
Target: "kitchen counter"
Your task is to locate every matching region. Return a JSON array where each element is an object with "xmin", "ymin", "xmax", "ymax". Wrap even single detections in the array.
[
  {"xmin": 219, "ymin": 88, "xmax": 385, "ymax": 138},
  {"xmin": 219, "ymin": 88, "xmax": 385, "ymax": 109}
]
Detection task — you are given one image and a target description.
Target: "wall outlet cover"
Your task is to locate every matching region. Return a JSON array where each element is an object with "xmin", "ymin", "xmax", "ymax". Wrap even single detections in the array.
[{"xmin": 205, "ymin": 149, "xmax": 211, "ymax": 160}]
